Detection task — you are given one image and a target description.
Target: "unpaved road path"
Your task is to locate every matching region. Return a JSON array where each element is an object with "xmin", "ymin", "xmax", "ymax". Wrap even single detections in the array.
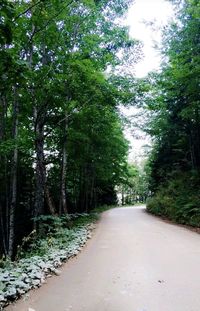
[{"xmin": 6, "ymin": 206, "xmax": 200, "ymax": 311}]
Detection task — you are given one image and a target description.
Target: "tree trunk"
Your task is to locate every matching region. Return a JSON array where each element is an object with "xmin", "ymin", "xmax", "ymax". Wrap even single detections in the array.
[
  {"xmin": 122, "ymin": 187, "xmax": 124, "ymax": 205},
  {"xmin": 90, "ymin": 172, "xmax": 95, "ymax": 209},
  {"xmin": 59, "ymin": 113, "xmax": 68, "ymax": 215},
  {"xmin": 0, "ymin": 95, "xmax": 8, "ymax": 256},
  {"xmin": 0, "ymin": 95, "xmax": 8, "ymax": 223},
  {"xmin": 194, "ymin": 109, "xmax": 200, "ymax": 170},
  {"xmin": 0, "ymin": 203, "xmax": 7, "ymax": 256},
  {"xmin": 34, "ymin": 110, "xmax": 46, "ymax": 218},
  {"xmin": 189, "ymin": 128, "xmax": 196, "ymax": 170},
  {"xmin": 0, "ymin": 96, "xmax": 6, "ymax": 140},
  {"xmin": 34, "ymin": 38, "xmax": 49, "ymax": 219},
  {"xmin": 45, "ymin": 185, "xmax": 56, "ymax": 215},
  {"xmin": 8, "ymin": 87, "xmax": 19, "ymax": 258}
]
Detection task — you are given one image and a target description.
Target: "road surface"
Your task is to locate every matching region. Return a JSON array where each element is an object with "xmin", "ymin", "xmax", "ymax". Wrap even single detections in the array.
[{"xmin": 6, "ymin": 206, "xmax": 200, "ymax": 311}]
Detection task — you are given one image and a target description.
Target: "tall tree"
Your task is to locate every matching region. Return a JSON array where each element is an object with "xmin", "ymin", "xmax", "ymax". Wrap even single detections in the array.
[
  {"xmin": 0, "ymin": 0, "xmax": 141, "ymax": 258},
  {"xmin": 145, "ymin": 0, "xmax": 200, "ymax": 225}
]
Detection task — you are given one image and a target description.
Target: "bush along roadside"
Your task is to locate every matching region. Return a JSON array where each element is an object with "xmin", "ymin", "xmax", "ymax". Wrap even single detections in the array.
[
  {"xmin": 0, "ymin": 212, "xmax": 102, "ymax": 309},
  {"xmin": 146, "ymin": 172, "xmax": 200, "ymax": 227}
]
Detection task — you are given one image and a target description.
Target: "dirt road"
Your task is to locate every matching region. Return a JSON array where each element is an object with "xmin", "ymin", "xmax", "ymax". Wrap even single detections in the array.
[{"xmin": 6, "ymin": 206, "xmax": 200, "ymax": 311}]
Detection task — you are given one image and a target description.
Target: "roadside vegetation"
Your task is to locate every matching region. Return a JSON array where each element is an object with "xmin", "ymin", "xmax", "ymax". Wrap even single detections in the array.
[
  {"xmin": 145, "ymin": 0, "xmax": 200, "ymax": 227},
  {"xmin": 0, "ymin": 0, "xmax": 142, "ymax": 260},
  {"xmin": 1, "ymin": 0, "xmax": 200, "ymax": 306},
  {"xmin": 118, "ymin": 163, "xmax": 149, "ymax": 205},
  {"xmin": 0, "ymin": 207, "xmax": 114, "ymax": 308},
  {"xmin": 0, "ymin": 1, "xmax": 148, "ymax": 306}
]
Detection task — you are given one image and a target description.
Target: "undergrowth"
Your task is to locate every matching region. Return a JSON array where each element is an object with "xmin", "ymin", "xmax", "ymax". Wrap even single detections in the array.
[
  {"xmin": 147, "ymin": 171, "xmax": 200, "ymax": 227},
  {"xmin": 0, "ymin": 205, "xmax": 114, "ymax": 267}
]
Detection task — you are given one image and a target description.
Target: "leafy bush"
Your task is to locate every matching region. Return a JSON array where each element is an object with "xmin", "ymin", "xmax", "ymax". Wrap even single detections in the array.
[
  {"xmin": 0, "ymin": 206, "xmax": 114, "ymax": 307},
  {"xmin": 15, "ymin": 207, "xmax": 113, "ymax": 260},
  {"xmin": 147, "ymin": 171, "xmax": 200, "ymax": 227}
]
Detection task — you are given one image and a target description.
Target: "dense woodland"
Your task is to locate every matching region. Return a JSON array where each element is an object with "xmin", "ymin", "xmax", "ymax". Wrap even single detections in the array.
[
  {"xmin": 0, "ymin": 0, "xmax": 144, "ymax": 259},
  {"xmin": 1, "ymin": 0, "xmax": 200, "ymax": 261},
  {"xmin": 146, "ymin": 0, "xmax": 200, "ymax": 226}
]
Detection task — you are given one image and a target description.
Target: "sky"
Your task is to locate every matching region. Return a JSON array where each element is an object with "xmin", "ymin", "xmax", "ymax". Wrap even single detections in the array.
[
  {"xmin": 127, "ymin": 0, "xmax": 174, "ymax": 78},
  {"xmin": 124, "ymin": 0, "xmax": 174, "ymax": 162}
]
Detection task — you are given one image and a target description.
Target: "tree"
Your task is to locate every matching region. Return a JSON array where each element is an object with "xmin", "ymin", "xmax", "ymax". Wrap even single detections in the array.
[
  {"xmin": 0, "ymin": 0, "xmax": 140, "ymax": 258},
  {"xmin": 145, "ymin": 0, "xmax": 200, "ymax": 225}
]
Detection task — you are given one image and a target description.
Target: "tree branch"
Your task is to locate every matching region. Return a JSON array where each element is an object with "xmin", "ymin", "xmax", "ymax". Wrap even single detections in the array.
[
  {"xmin": 14, "ymin": 0, "xmax": 43, "ymax": 21},
  {"xmin": 29, "ymin": 0, "xmax": 74, "ymax": 43}
]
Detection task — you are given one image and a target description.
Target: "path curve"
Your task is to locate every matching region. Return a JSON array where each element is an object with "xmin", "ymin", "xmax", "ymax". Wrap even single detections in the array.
[{"xmin": 6, "ymin": 206, "xmax": 200, "ymax": 311}]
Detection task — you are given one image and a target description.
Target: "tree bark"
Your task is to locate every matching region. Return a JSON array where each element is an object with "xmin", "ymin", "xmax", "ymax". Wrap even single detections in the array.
[
  {"xmin": 122, "ymin": 187, "xmax": 124, "ymax": 205},
  {"xmin": 34, "ymin": 109, "xmax": 46, "ymax": 218},
  {"xmin": 33, "ymin": 35, "xmax": 49, "ymax": 219},
  {"xmin": 59, "ymin": 113, "xmax": 68, "ymax": 215},
  {"xmin": 45, "ymin": 185, "xmax": 56, "ymax": 215},
  {"xmin": 8, "ymin": 87, "xmax": 19, "ymax": 258},
  {"xmin": 0, "ymin": 95, "xmax": 7, "ymax": 255},
  {"xmin": 194, "ymin": 109, "xmax": 200, "ymax": 170},
  {"xmin": 189, "ymin": 128, "xmax": 196, "ymax": 170}
]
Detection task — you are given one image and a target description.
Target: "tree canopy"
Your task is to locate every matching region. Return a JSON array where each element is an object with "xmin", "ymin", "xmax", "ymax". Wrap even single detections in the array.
[
  {"xmin": 145, "ymin": 0, "xmax": 200, "ymax": 226},
  {"xmin": 0, "ymin": 0, "xmax": 142, "ymax": 258}
]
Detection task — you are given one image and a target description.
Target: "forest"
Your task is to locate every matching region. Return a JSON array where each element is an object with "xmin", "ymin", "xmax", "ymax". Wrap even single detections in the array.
[
  {"xmin": 0, "ymin": 0, "xmax": 146, "ymax": 260},
  {"xmin": 146, "ymin": 0, "xmax": 200, "ymax": 227},
  {"xmin": 0, "ymin": 0, "xmax": 200, "ymax": 261},
  {"xmin": 1, "ymin": 0, "xmax": 200, "ymax": 308}
]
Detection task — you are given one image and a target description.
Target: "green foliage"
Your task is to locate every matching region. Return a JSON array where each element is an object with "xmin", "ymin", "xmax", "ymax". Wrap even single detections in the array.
[
  {"xmin": 144, "ymin": 0, "xmax": 200, "ymax": 226},
  {"xmin": 0, "ymin": 0, "xmax": 140, "ymax": 258},
  {"xmin": 0, "ymin": 0, "xmax": 14, "ymax": 45},
  {"xmin": 147, "ymin": 172, "xmax": 200, "ymax": 226},
  {"xmin": 16, "ymin": 215, "xmax": 81, "ymax": 259},
  {"xmin": 118, "ymin": 162, "xmax": 149, "ymax": 205},
  {"xmin": 92, "ymin": 204, "xmax": 116, "ymax": 213},
  {"xmin": 16, "ymin": 207, "xmax": 111, "ymax": 259},
  {"xmin": 71, "ymin": 213, "xmax": 99, "ymax": 227}
]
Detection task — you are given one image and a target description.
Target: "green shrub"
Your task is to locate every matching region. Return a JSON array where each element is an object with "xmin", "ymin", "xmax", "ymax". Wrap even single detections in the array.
[
  {"xmin": 147, "ymin": 171, "xmax": 200, "ymax": 227},
  {"xmin": 16, "ymin": 207, "xmax": 112, "ymax": 260}
]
